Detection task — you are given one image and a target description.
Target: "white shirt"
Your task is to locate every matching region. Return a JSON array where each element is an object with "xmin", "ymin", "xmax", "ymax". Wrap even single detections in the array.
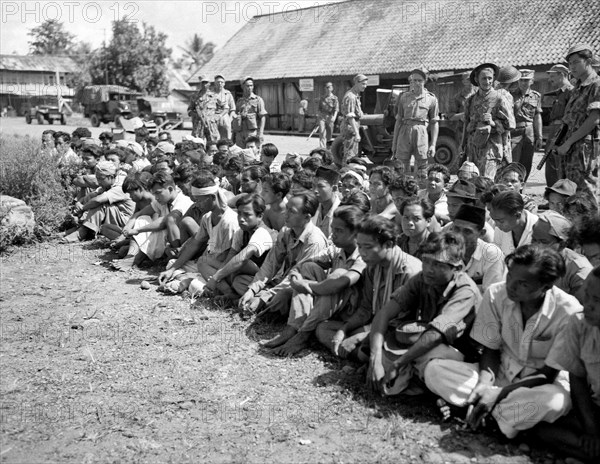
[
  {"xmin": 464, "ymin": 239, "xmax": 506, "ymax": 293},
  {"xmin": 493, "ymin": 209, "xmax": 538, "ymax": 257}
]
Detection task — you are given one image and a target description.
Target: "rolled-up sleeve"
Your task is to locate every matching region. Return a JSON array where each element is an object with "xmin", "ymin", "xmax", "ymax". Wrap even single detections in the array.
[
  {"xmin": 428, "ymin": 284, "xmax": 478, "ymax": 344},
  {"xmin": 545, "ymin": 314, "xmax": 586, "ymax": 377}
]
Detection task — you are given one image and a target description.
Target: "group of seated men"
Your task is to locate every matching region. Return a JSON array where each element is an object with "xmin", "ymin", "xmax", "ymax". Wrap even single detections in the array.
[{"xmin": 47, "ymin": 125, "xmax": 600, "ymax": 461}]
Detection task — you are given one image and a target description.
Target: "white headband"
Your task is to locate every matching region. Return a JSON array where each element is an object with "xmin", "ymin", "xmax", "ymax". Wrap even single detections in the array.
[
  {"xmin": 342, "ymin": 170, "xmax": 365, "ymax": 186},
  {"xmin": 190, "ymin": 185, "xmax": 218, "ymax": 196}
]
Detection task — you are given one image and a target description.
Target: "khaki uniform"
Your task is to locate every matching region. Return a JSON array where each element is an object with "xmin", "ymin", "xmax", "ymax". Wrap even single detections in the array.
[
  {"xmin": 188, "ymin": 90, "xmax": 220, "ymax": 142},
  {"xmin": 511, "ymin": 89, "xmax": 542, "ymax": 180},
  {"xmin": 213, "ymin": 89, "xmax": 236, "ymax": 139},
  {"xmin": 544, "ymin": 84, "xmax": 573, "ymax": 186},
  {"xmin": 317, "ymin": 94, "xmax": 339, "ymax": 147},
  {"xmin": 393, "ymin": 90, "xmax": 439, "ymax": 171},
  {"xmin": 339, "ymin": 88, "xmax": 363, "ymax": 164},
  {"xmin": 233, "ymin": 93, "xmax": 267, "ymax": 147}
]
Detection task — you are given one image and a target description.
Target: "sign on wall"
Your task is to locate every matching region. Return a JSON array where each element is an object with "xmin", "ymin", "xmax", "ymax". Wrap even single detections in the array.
[
  {"xmin": 366, "ymin": 75, "xmax": 380, "ymax": 86},
  {"xmin": 299, "ymin": 78, "xmax": 314, "ymax": 91}
]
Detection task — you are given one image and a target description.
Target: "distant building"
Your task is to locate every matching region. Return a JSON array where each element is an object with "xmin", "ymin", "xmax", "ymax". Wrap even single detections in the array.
[
  {"xmin": 188, "ymin": 0, "xmax": 599, "ymax": 131},
  {"xmin": 0, "ymin": 54, "xmax": 78, "ymax": 115}
]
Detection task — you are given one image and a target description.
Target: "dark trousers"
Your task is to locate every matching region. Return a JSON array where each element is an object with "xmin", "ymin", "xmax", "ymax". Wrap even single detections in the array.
[{"xmin": 511, "ymin": 125, "xmax": 535, "ymax": 181}]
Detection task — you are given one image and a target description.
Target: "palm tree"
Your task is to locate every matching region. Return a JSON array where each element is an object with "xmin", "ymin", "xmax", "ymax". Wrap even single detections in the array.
[{"xmin": 178, "ymin": 34, "xmax": 216, "ymax": 71}]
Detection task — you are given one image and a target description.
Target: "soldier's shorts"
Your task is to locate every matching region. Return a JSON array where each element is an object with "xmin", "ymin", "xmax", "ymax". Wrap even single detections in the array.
[{"xmin": 395, "ymin": 124, "xmax": 428, "ymax": 169}]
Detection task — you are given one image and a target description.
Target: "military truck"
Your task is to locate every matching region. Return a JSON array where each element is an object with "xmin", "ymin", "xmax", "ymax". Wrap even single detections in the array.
[
  {"xmin": 80, "ymin": 85, "xmax": 140, "ymax": 128},
  {"xmin": 333, "ymin": 85, "xmax": 462, "ymax": 172},
  {"xmin": 23, "ymin": 96, "xmax": 67, "ymax": 125},
  {"xmin": 137, "ymin": 97, "xmax": 183, "ymax": 129}
]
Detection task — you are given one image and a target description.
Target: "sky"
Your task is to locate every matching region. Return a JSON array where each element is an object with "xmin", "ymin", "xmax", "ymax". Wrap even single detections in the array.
[{"xmin": 0, "ymin": 0, "xmax": 341, "ymax": 58}]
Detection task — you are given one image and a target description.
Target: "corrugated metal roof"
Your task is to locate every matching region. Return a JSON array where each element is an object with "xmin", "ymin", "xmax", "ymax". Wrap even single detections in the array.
[
  {"xmin": 190, "ymin": 0, "xmax": 600, "ymax": 83},
  {"xmin": 0, "ymin": 55, "xmax": 79, "ymax": 73}
]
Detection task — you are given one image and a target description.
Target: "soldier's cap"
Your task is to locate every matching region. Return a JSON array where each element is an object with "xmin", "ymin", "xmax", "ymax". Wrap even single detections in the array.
[
  {"xmin": 409, "ymin": 68, "xmax": 428, "ymax": 81},
  {"xmin": 545, "ymin": 178, "xmax": 577, "ymax": 198},
  {"xmin": 214, "ymin": 74, "xmax": 225, "ymax": 81},
  {"xmin": 519, "ymin": 69, "xmax": 535, "ymax": 80},
  {"xmin": 499, "ymin": 162, "xmax": 527, "ymax": 181},
  {"xmin": 197, "ymin": 75, "xmax": 209, "ymax": 83},
  {"xmin": 470, "ymin": 63, "xmax": 500, "ymax": 86},
  {"xmin": 155, "ymin": 141, "xmax": 175, "ymax": 154},
  {"xmin": 496, "ymin": 65, "xmax": 521, "ymax": 84},
  {"xmin": 446, "ymin": 179, "xmax": 478, "ymax": 200},
  {"xmin": 240, "ymin": 76, "xmax": 254, "ymax": 85},
  {"xmin": 458, "ymin": 161, "xmax": 479, "ymax": 176},
  {"xmin": 548, "ymin": 64, "xmax": 569, "ymax": 75},
  {"xmin": 315, "ymin": 166, "xmax": 341, "ymax": 185},
  {"xmin": 536, "ymin": 211, "xmax": 572, "ymax": 241},
  {"xmin": 566, "ymin": 43, "xmax": 595, "ymax": 60},
  {"xmin": 353, "ymin": 74, "xmax": 368, "ymax": 83},
  {"xmin": 455, "ymin": 204, "xmax": 486, "ymax": 230}
]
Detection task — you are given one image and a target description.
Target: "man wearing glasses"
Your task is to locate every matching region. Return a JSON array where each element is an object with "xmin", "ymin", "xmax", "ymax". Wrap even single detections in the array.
[{"xmin": 392, "ymin": 68, "xmax": 439, "ymax": 174}]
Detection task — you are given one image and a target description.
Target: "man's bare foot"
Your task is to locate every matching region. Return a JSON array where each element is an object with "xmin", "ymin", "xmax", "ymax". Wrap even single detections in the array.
[
  {"xmin": 262, "ymin": 325, "xmax": 297, "ymax": 348},
  {"xmin": 272, "ymin": 331, "xmax": 311, "ymax": 356},
  {"xmin": 112, "ymin": 255, "xmax": 136, "ymax": 271}
]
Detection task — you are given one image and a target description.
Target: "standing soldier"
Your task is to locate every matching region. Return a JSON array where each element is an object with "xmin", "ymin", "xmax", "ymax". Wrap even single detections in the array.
[
  {"xmin": 339, "ymin": 74, "xmax": 368, "ymax": 165},
  {"xmin": 447, "ymin": 71, "xmax": 476, "ymax": 124},
  {"xmin": 544, "ymin": 64, "xmax": 574, "ymax": 187},
  {"xmin": 392, "ymin": 68, "xmax": 439, "ymax": 173},
  {"xmin": 463, "ymin": 63, "xmax": 515, "ymax": 180},
  {"xmin": 188, "ymin": 75, "xmax": 219, "ymax": 142},
  {"xmin": 317, "ymin": 82, "xmax": 339, "ymax": 148},
  {"xmin": 511, "ymin": 69, "xmax": 543, "ymax": 181},
  {"xmin": 556, "ymin": 43, "xmax": 600, "ymax": 205},
  {"xmin": 213, "ymin": 74, "xmax": 236, "ymax": 140},
  {"xmin": 233, "ymin": 77, "xmax": 267, "ymax": 148}
]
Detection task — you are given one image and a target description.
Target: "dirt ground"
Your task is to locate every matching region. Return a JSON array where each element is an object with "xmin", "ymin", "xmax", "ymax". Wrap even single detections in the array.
[{"xmin": 0, "ymin": 239, "xmax": 563, "ymax": 464}]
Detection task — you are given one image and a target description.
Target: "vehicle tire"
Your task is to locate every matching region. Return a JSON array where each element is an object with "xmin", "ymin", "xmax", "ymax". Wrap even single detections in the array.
[
  {"xmin": 90, "ymin": 113, "xmax": 101, "ymax": 127},
  {"xmin": 155, "ymin": 116, "xmax": 165, "ymax": 127},
  {"xmin": 37, "ymin": 113, "xmax": 44, "ymax": 125},
  {"xmin": 61, "ymin": 115, "xmax": 67, "ymax": 125},
  {"xmin": 48, "ymin": 118, "xmax": 53, "ymax": 125},
  {"xmin": 25, "ymin": 113, "xmax": 32, "ymax": 124},
  {"xmin": 434, "ymin": 135, "xmax": 460, "ymax": 174}
]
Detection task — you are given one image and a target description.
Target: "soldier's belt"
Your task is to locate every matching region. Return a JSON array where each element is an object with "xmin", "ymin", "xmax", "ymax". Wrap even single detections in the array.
[
  {"xmin": 515, "ymin": 122, "xmax": 533, "ymax": 128},
  {"xmin": 402, "ymin": 119, "xmax": 427, "ymax": 126}
]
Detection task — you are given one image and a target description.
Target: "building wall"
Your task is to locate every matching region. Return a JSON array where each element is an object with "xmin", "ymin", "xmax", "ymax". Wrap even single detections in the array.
[{"xmin": 0, "ymin": 70, "xmax": 67, "ymax": 86}]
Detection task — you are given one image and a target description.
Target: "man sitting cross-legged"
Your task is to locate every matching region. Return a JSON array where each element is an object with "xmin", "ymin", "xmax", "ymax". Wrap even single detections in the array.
[
  {"xmin": 425, "ymin": 244, "xmax": 582, "ymax": 439},
  {"xmin": 158, "ymin": 175, "xmax": 239, "ymax": 295},
  {"xmin": 315, "ymin": 216, "xmax": 422, "ymax": 359},
  {"xmin": 118, "ymin": 172, "xmax": 193, "ymax": 269},
  {"xmin": 239, "ymin": 192, "xmax": 328, "ymax": 318},
  {"xmin": 63, "ymin": 161, "xmax": 135, "ymax": 243},
  {"xmin": 202, "ymin": 193, "xmax": 276, "ymax": 305},
  {"xmin": 268, "ymin": 205, "xmax": 367, "ymax": 355},
  {"xmin": 366, "ymin": 231, "xmax": 482, "ymax": 396}
]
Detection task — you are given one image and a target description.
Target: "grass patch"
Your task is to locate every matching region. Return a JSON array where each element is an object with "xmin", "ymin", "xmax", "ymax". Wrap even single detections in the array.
[{"xmin": 0, "ymin": 134, "xmax": 72, "ymax": 251}]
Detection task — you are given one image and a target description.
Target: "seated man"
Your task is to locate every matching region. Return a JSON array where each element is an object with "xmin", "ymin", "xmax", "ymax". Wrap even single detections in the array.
[
  {"xmin": 239, "ymin": 192, "xmax": 328, "ymax": 316},
  {"xmin": 369, "ymin": 166, "xmax": 397, "ymax": 219},
  {"xmin": 315, "ymin": 216, "xmax": 422, "ymax": 359},
  {"xmin": 451, "ymin": 205, "xmax": 506, "ymax": 293},
  {"xmin": 531, "ymin": 211, "xmax": 592, "ymax": 304},
  {"xmin": 536, "ymin": 268, "xmax": 600, "ymax": 462},
  {"xmin": 425, "ymin": 245, "xmax": 582, "ymax": 439},
  {"xmin": 262, "ymin": 172, "xmax": 290, "ymax": 232},
  {"xmin": 496, "ymin": 162, "xmax": 537, "ymax": 213},
  {"xmin": 312, "ymin": 166, "xmax": 342, "ymax": 239},
  {"xmin": 443, "ymin": 179, "xmax": 494, "ymax": 242},
  {"xmin": 367, "ymin": 231, "xmax": 482, "ymax": 396},
  {"xmin": 227, "ymin": 165, "xmax": 267, "ymax": 208},
  {"xmin": 158, "ymin": 176, "xmax": 239, "ymax": 294},
  {"xmin": 268, "ymin": 205, "xmax": 367, "ymax": 355},
  {"xmin": 417, "ymin": 164, "xmax": 450, "ymax": 225},
  {"xmin": 63, "ymin": 161, "xmax": 135, "ymax": 242},
  {"xmin": 203, "ymin": 193, "xmax": 276, "ymax": 303},
  {"xmin": 73, "ymin": 145, "xmax": 102, "ymax": 200},
  {"xmin": 119, "ymin": 172, "xmax": 194, "ymax": 269}
]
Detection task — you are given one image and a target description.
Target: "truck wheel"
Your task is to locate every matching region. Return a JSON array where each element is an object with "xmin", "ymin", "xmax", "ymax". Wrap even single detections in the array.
[
  {"xmin": 90, "ymin": 113, "xmax": 101, "ymax": 127},
  {"xmin": 25, "ymin": 113, "xmax": 32, "ymax": 124},
  {"xmin": 61, "ymin": 115, "xmax": 67, "ymax": 125},
  {"xmin": 48, "ymin": 118, "xmax": 53, "ymax": 125},
  {"xmin": 37, "ymin": 113, "xmax": 44, "ymax": 125},
  {"xmin": 435, "ymin": 135, "xmax": 460, "ymax": 174}
]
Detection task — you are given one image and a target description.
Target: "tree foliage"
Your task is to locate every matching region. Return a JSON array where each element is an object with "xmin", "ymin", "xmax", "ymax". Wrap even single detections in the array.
[
  {"xmin": 89, "ymin": 19, "xmax": 172, "ymax": 96},
  {"xmin": 176, "ymin": 33, "xmax": 215, "ymax": 71},
  {"xmin": 28, "ymin": 19, "xmax": 75, "ymax": 55}
]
